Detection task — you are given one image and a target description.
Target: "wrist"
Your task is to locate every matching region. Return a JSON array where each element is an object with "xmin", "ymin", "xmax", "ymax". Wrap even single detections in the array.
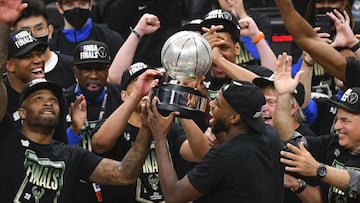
[
  {"xmin": 290, "ymin": 179, "xmax": 307, "ymax": 194},
  {"xmin": 350, "ymin": 40, "xmax": 360, "ymax": 52},
  {"xmin": 130, "ymin": 26, "xmax": 142, "ymax": 41},
  {"xmin": 302, "ymin": 58, "xmax": 315, "ymax": 67},
  {"xmin": 252, "ymin": 32, "xmax": 265, "ymax": 44}
]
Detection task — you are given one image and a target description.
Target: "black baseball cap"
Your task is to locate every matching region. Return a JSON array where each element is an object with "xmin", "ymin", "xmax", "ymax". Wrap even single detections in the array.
[
  {"xmin": 73, "ymin": 40, "xmax": 111, "ymax": 66},
  {"xmin": 201, "ymin": 9, "xmax": 241, "ymax": 42},
  {"xmin": 253, "ymin": 75, "xmax": 306, "ymax": 106},
  {"xmin": 8, "ymin": 29, "xmax": 48, "ymax": 59},
  {"xmin": 221, "ymin": 80, "xmax": 266, "ymax": 133},
  {"xmin": 328, "ymin": 87, "xmax": 360, "ymax": 114},
  {"xmin": 120, "ymin": 62, "xmax": 152, "ymax": 90},
  {"xmin": 19, "ymin": 78, "xmax": 63, "ymax": 105},
  {"xmin": 181, "ymin": 19, "xmax": 203, "ymax": 32}
]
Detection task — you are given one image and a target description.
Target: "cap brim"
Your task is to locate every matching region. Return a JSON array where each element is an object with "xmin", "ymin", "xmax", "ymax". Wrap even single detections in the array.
[
  {"xmin": 328, "ymin": 99, "xmax": 359, "ymax": 114},
  {"xmin": 73, "ymin": 60, "xmax": 111, "ymax": 66},
  {"xmin": 253, "ymin": 77, "xmax": 274, "ymax": 88},
  {"xmin": 13, "ymin": 42, "xmax": 48, "ymax": 58},
  {"xmin": 20, "ymin": 81, "xmax": 63, "ymax": 105},
  {"xmin": 243, "ymin": 116, "xmax": 265, "ymax": 133},
  {"xmin": 201, "ymin": 19, "xmax": 240, "ymax": 39}
]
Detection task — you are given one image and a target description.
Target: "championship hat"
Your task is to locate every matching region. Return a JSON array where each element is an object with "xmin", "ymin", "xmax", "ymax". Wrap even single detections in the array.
[
  {"xmin": 19, "ymin": 78, "xmax": 63, "ymax": 105},
  {"xmin": 73, "ymin": 40, "xmax": 111, "ymax": 65},
  {"xmin": 329, "ymin": 87, "xmax": 360, "ymax": 114}
]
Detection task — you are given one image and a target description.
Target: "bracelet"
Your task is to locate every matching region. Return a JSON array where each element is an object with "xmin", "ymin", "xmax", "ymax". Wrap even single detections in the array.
[
  {"xmin": 290, "ymin": 179, "xmax": 307, "ymax": 194},
  {"xmin": 252, "ymin": 32, "xmax": 265, "ymax": 44},
  {"xmin": 130, "ymin": 26, "xmax": 141, "ymax": 41},
  {"xmin": 302, "ymin": 58, "xmax": 315, "ymax": 66},
  {"xmin": 350, "ymin": 40, "xmax": 360, "ymax": 52}
]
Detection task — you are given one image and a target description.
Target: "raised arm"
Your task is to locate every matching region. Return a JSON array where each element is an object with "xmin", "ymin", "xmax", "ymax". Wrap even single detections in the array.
[
  {"xmin": 0, "ymin": 0, "xmax": 28, "ymax": 121},
  {"xmin": 108, "ymin": 14, "xmax": 160, "ymax": 84},
  {"xmin": 239, "ymin": 16, "xmax": 277, "ymax": 70},
  {"xmin": 274, "ymin": 0, "xmax": 346, "ymax": 81},
  {"xmin": 92, "ymin": 69, "xmax": 162, "ymax": 153},
  {"xmin": 89, "ymin": 69, "xmax": 162, "ymax": 184},
  {"xmin": 273, "ymin": 52, "xmax": 303, "ymax": 141}
]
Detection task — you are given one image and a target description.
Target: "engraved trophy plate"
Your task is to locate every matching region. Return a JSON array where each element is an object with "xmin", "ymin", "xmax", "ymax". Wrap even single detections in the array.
[{"xmin": 152, "ymin": 31, "xmax": 212, "ymax": 119}]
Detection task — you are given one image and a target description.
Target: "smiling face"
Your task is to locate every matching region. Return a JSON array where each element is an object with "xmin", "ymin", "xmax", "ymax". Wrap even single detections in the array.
[
  {"xmin": 7, "ymin": 49, "xmax": 45, "ymax": 84},
  {"xmin": 74, "ymin": 63, "xmax": 109, "ymax": 92},
  {"xmin": 334, "ymin": 108, "xmax": 360, "ymax": 153},
  {"xmin": 208, "ymin": 91, "xmax": 235, "ymax": 135},
  {"xmin": 261, "ymin": 86, "xmax": 278, "ymax": 126},
  {"xmin": 20, "ymin": 89, "xmax": 60, "ymax": 129}
]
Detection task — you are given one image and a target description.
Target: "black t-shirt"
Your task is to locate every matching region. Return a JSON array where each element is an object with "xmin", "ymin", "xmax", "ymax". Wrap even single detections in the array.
[
  {"xmin": 345, "ymin": 57, "xmax": 360, "ymax": 87},
  {"xmin": 49, "ymin": 23, "xmax": 124, "ymax": 61},
  {"xmin": 45, "ymin": 53, "xmax": 76, "ymax": 90},
  {"xmin": 3, "ymin": 76, "xmax": 68, "ymax": 143},
  {"xmin": 93, "ymin": 120, "xmax": 196, "ymax": 203},
  {"xmin": 307, "ymin": 134, "xmax": 360, "ymax": 203},
  {"xmin": 63, "ymin": 83, "xmax": 121, "ymax": 151},
  {"xmin": 310, "ymin": 96, "xmax": 338, "ymax": 136},
  {"xmin": 0, "ymin": 114, "xmax": 103, "ymax": 203},
  {"xmin": 63, "ymin": 83, "xmax": 121, "ymax": 203},
  {"xmin": 188, "ymin": 125, "xmax": 283, "ymax": 203}
]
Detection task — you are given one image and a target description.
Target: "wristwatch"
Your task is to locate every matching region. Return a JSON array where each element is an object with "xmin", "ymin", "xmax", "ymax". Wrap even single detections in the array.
[
  {"xmin": 316, "ymin": 163, "xmax": 327, "ymax": 178},
  {"xmin": 290, "ymin": 179, "xmax": 307, "ymax": 194}
]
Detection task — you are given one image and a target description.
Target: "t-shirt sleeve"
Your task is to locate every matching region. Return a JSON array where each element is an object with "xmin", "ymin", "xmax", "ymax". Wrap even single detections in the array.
[
  {"xmin": 345, "ymin": 57, "xmax": 360, "ymax": 87},
  {"xmin": 70, "ymin": 146, "xmax": 104, "ymax": 181}
]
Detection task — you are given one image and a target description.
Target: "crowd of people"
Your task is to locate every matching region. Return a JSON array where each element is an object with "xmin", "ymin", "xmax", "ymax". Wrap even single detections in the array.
[{"xmin": 2, "ymin": 0, "xmax": 360, "ymax": 202}]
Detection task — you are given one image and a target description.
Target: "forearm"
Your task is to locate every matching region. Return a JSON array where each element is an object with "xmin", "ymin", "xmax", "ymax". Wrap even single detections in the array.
[
  {"xmin": 0, "ymin": 22, "xmax": 9, "ymax": 121},
  {"xmin": 321, "ymin": 166, "xmax": 350, "ymax": 191},
  {"xmin": 255, "ymin": 39, "xmax": 277, "ymax": 70},
  {"xmin": 108, "ymin": 32, "xmax": 140, "ymax": 84},
  {"xmin": 299, "ymin": 62, "xmax": 314, "ymax": 108},
  {"xmin": 179, "ymin": 118, "xmax": 210, "ymax": 162},
  {"xmin": 155, "ymin": 138, "xmax": 181, "ymax": 201},
  {"xmin": 297, "ymin": 185, "xmax": 323, "ymax": 203},
  {"xmin": 216, "ymin": 57, "xmax": 258, "ymax": 81},
  {"xmin": 274, "ymin": 93, "xmax": 293, "ymax": 141},
  {"xmin": 275, "ymin": 0, "xmax": 346, "ymax": 81},
  {"xmin": 90, "ymin": 126, "xmax": 152, "ymax": 185},
  {"xmin": 92, "ymin": 93, "xmax": 141, "ymax": 153}
]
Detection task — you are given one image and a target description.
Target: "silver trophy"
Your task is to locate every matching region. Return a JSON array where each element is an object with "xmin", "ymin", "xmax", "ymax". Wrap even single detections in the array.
[{"xmin": 152, "ymin": 31, "xmax": 212, "ymax": 119}]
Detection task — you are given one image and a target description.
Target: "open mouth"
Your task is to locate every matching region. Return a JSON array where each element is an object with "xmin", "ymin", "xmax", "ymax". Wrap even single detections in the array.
[
  {"xmin": 263, "ymin": 115, "xmax": 272, "ymax": 124},
  {"xmin": 31, "ymin": 68, "xmax": 44, "ymax": 78},
  {"xmin": 87, "ymin": 83, "xmax": 101, "ymax": 91}
]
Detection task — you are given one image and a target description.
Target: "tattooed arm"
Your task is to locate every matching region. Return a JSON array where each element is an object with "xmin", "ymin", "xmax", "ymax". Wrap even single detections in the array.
[
  {"xmin": 89, "ymin": 125, "xmax": 152, "ymax": 185},
  {"xmin": 0, "ymin": 0, "xmax": 28, "ymax": 121}
]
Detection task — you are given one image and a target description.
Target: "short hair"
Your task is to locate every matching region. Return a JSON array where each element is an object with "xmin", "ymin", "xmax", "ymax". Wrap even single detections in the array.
[{"xmin": 14, "ymin": 0, "xmax": 48, "ymax": 26}]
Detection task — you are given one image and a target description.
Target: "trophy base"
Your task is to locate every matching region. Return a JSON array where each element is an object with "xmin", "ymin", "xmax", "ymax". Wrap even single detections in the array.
[{"xmin": 152, "ymin": 83, "xmax": 208, "ymax": 119}]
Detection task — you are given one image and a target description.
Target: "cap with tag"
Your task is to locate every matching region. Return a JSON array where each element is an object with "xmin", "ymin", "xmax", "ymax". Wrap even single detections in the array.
[{"xmin": 73, "ymin": 40, "xmax": 111, "ymax": 65}]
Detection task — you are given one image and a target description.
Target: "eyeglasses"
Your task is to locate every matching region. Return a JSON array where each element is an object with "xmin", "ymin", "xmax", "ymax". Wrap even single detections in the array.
[{"xmin": 22, "ymin": 23, "xmax": 48, "ymax": 37}]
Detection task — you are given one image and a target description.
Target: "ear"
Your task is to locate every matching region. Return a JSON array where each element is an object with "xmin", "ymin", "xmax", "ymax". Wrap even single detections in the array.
[
  {"xmin": 229, "ymin": 113, "xmax": 241, "ymax": 124},
  {"xmin": 120, "ymin": 89, "xmax": 127, "ymax": 101},
  {"xmin": 18, "ymin": 107, "xmax": 26, "ymax": 120},
  {"xmin": 290, "ymin": 103, "xmax": 299, "ymax": 116},
  {"xmin": 47, "ymin": 24, "xmax": 54, "ymax": 40},
  {"xmin": 73, "ymin": 67, "xmax": 79, "ymax": 79},
  {"xmin": 6, "ymin": 61, "xmax": 15, "ymax": 73},
  {"xmin": 234, "ymin": 41, "xmax": 241, "ymax": 55}
]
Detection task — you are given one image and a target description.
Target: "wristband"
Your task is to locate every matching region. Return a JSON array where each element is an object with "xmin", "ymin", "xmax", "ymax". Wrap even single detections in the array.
[
  {"xmin": 350, "ymin": 40, "xmax": 360, "ymax": 52},
  {"xmin": 130, "ymin": 26, "xmax": 141, "ymax": 41},
  {"xmin": 252, "ymin": 32, "xmax": 265, "ymax": 44},
  {"xmin": 290, "ymin": 179, "xmax": 307, "ymax": 194}
]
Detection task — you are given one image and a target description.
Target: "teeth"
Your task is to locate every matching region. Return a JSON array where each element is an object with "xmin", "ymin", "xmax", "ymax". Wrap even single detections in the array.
[{"xmin": 32, "ymin": 68, "xmax": 43, "ymax": 74}]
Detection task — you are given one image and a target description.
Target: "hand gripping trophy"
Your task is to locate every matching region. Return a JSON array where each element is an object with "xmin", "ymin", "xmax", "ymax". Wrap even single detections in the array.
[{"xmin": 152, "ymin": 31, "xmax": 212, "ymax": 119}]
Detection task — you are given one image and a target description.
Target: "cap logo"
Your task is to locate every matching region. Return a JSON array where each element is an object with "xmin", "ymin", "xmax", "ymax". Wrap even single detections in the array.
[
  {"xmin": 341, "ymin": 88, "xmax": 359, "ymax": 104},
  {"xmin": 28, "ymin": 78, "xmax": 47, "ymax": 87},
  {"xmin": 206, "ymin": 10, "xmax": 234, "ymax": 22},
  {"xmin": 79, "ymin": 44, "xmax": 108, "ymax": 60},
  {"xmin": 12, "ymin": 30, "xmax": 36, "ymax": 49},
  {"xmin": 128, "ymin": 62, "xmax": 147, "ymax": 76}
]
